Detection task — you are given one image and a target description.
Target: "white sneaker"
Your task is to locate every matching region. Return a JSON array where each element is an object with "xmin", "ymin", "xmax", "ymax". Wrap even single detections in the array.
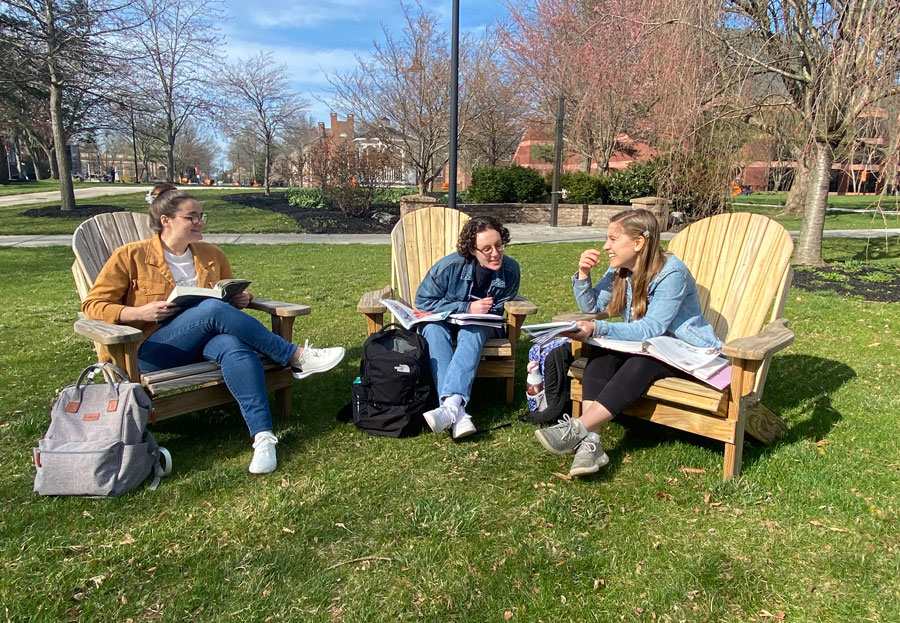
[
  {"xmin": 423, "ymin": 404, "xmax": 456, "ymax": 434},
  {"xmin": 249, "ymin": 431, "xmax": 278, "ymax": 474},
  {"xmin": 451, "ymin": 410, "xmax": 476, "ymax": 439},
  {"xmin": 291, "ymin": 340, "xmax": 345, "ymax": 380}
]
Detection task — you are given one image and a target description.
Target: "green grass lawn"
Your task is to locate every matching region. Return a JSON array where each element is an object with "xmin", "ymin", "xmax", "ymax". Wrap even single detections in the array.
[
  {"xmin": 730, "ymin": 192, "xmax": 900, "ymax": 230},
  {"xmin": 0, "ymin": 188, "xmax": 296, "ymax": 235},
  {"xmin": 1, "ymin": 240, "xmax": 898, "ymax": 622},
  {"xmin": 0, "ymin": 179, "xmax": 132, "ymax": 196}
]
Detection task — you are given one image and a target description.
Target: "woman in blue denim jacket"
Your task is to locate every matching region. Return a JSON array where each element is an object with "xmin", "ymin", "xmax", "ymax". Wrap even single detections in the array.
[
  {"xmin": 535, "ymin": 209, "xmax": 721, "ymax": 477},
  {"xmin": 414, "ymin": 216, "xmax": 520, "ymax": 439}
]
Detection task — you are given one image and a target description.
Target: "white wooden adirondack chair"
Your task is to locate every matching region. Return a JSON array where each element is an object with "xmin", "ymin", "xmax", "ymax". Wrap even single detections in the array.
[
  {"xmin": 71, "ymin": 212, "xmax": 311, "ymax": 421},
  {"xmin": 357, "ymin": 206, "xmax": 538, "ymax": 404},
  {"xmin": 556, "ymin": 212, "xmax": 795, "ymax": 480}
]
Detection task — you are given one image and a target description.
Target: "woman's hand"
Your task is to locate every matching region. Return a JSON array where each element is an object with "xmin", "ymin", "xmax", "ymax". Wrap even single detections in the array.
[
  {"xmin": 564, "ymin": 320, "xmax": 595, "ymax": 342},
  {"xmin": 468, "ymin": 297, "xmax": 494, "ymax": 314},
  {"xmin": 230, "ymin": 291, "xmax": 252, "ymax": 309},
  {"xmin": 578, "ymin": 248, "xmax": 602, "ymax": 280},
  {"xmin": 120, "ymin": 301, "xmax": 179, "ymax": 323}
]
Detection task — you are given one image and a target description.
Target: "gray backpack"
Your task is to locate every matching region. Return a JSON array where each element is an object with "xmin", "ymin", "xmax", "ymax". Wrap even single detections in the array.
[{"xmin": 34, "ymin": 363, "xmax": 171, "ymax": 497}]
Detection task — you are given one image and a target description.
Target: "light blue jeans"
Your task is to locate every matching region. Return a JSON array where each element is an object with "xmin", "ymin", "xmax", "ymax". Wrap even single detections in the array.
[
  {"xmin": 137, "ymin": 299, "xmax": 297, "ymax": 436},
  {"xmin": 420, "ymin": 322, "xmax": 495, "ymax": 405}
]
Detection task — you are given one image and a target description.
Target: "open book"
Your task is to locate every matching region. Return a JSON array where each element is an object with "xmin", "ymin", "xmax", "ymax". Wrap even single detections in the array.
[
  {"xmin": 167, "ymin": 279, "xmax": 251, "ymax": 306},
  {"xmin": 586, "ymin": 334, "xmax": 731, "ymax": 389},
  {"xmin": 381, "ymin": 299, "xmax": 505, "ymax": 330},
  {"xmin": 380, "ymin": 298, "xmax": 449, "ymax": 330},
  {"xmin": 523, "ymin": 321, "xmax": 581, "ymax": 346},
  {"xmin": 446, "ymin": 312, "xmax": 505, "ymax": 328}
]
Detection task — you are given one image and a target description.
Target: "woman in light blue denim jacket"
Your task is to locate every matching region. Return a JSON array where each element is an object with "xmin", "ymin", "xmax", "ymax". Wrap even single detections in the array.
[
  {"xmin": 535, "ymin": 209, "xmax": 721, "ymax": 478},
  {"xmin": 415, "ymin": 216, "xmax": 520, "ymax": 439}
]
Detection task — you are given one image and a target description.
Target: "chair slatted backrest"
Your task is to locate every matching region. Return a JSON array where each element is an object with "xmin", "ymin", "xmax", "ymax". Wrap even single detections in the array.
[
  {"xmin": 668, "ymin": 212, "xmax": 793, "ymax": 342},
  {"xmin": 391, "ymin": 207, "xmax": 470, "ymax": 306},
  {"xmin": 72, "ymin": 212, "xmax": 153, "ymax": 300},
  {"xmin": 668, "ymin": 213, "xmax": 793, "ymax": 399}
]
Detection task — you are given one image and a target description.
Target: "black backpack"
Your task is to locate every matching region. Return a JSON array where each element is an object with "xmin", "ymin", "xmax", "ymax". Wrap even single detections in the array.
[
  {"xmin": 519, "ymin": 340, "xmax": 575, "ymax": 425},
  {"xmin": 351, "ymin": 323, "xmax": 435, "ymax": 437}
]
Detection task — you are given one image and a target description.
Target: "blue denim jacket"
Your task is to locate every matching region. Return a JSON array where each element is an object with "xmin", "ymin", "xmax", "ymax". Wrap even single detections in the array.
[
  {"xmin": 415, "ymin": 253, "xmax": 520, "ymax": 316},
  {"xmin": 572, "ymin": 254, "xmax": 722, "ymax": 348}
]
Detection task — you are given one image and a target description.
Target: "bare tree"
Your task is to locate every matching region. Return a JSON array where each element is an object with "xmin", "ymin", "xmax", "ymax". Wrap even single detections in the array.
[
  {"xmin": 0, "ymin": 0, "xmax": 138, "ymax": 209},
  {"xmin": 462, "ymin": 36, "xmax": 527, "ymax": 169},
  {"xmin": 504, "ymin": 0, "xmax": 658, "ymax": 174},
  {"xmin": 221, "ymin": 52, "xmax": 306, "ymax": 195},
  {"xmin": 124, "ymin": 0, "xmax": 224, "ymax": 183},
  {"xmin": 667, "ymin": 0, "xmax": 900, "ymax": 265},
  {"xmin": 329, "ymin": 3, "xmax": 485, "ymax": 193}
]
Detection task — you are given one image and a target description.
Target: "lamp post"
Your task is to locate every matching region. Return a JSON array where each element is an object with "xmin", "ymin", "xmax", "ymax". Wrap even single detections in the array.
[{"xmin": 448, "ymin": 0, "xmax": 459, "ymax": 209}]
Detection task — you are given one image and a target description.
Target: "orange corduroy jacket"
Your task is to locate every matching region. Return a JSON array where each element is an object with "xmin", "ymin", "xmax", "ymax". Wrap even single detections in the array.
[{"xmin": 82, "ymin": 234, "xmax": 232, "ymax": 346}]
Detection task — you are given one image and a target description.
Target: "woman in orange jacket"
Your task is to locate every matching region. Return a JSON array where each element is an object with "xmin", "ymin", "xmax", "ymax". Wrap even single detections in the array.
[{"xmin": 83, "ymin": 189, "xmax": 345, "ymax": 474}]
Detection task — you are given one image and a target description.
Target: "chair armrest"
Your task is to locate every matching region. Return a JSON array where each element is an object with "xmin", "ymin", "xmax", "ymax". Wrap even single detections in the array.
[
  {"xmin": 552, "ymin": 311, "xmax": 610, "ymax": 322},
  {"xmin": 248, "ymin": 298, "xmax": 311, "ymax": 318},
  {"xmin": 504, "ymin": 295, "xmax": 537, "ymax": 316},
  {"xmin": 74, "ymin": 318, "xmax": 143, "ymax": 345},
  {"xmin": 722, "ymin": 318, "xmax": 794, "ymax": 361},
  {"xmin": 357, "ymin": 285, "xmax": 393, "ymax": 314}
]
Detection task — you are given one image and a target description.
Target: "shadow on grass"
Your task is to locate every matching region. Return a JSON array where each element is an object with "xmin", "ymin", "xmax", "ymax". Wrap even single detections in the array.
[{"xmin": 580, "ymin": 353, "xmax": 855, "ymax": 478}]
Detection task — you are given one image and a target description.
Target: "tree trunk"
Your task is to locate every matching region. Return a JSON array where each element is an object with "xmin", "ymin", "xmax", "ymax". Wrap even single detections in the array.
[
  {"xmin": 47, "ymin": 145, "xmax": 59, "ymax": 179},
  {"xmin": 166, "ymin": 113, "xmax": 176, "ymax": 183},
  {"xmin": 0, "ymin": 144, "xmax": 8, "ymax": 184},
  {"xmin": 49, "ymin": 78, "xmax": 75, "ymax": 211},
  {"xmin": 264, "ymin": 139, "xmax": 271, "ymax": 195},
  {"xmin": 784, "ymin": 151, "xmax": 810, "ymax": 214},
  {"xmin": 794, "ymin": 140, "xmax": 831, "ymax": 266}
]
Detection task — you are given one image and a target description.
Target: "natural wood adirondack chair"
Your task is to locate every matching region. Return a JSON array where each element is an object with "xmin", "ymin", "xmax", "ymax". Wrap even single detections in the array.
[
  {"xmin": 555, "ymin": 212, "xmax": 795, "ymax": 480},
  {"xmin": 356, "ymin": 206, "xmax": 538, "ymax": 404},
  {"xmin": 71, "ymin": 212, "xmax": 311, "ymax": 421}
]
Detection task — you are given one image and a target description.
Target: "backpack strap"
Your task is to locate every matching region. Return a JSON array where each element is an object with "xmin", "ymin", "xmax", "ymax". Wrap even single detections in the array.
[
  {"xmin": 73, "ymin": 363, "xmax": 120, "ymax": 404},
  {"xmin": 147, "ymin": 447, "xmax": 172, "ymax": 491}
]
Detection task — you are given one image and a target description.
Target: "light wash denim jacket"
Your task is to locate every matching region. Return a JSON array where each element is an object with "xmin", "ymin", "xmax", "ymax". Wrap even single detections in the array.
[
  {"xmin": 572, "ymin": 254, "xmax": 722, "ymax": 348},
  {"xmin": 415, "ymin": 253, "xmax": 520, "ymax": 316}
]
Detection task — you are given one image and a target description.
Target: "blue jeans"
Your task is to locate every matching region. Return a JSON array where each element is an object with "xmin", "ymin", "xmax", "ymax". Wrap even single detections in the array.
[
  {"xmin": 420, "ymin": 322, "xmax": 495, "ymax": 405},
  {"xmin": 137, "ymin": 299, "xmax": 297, "ymax": 436}
]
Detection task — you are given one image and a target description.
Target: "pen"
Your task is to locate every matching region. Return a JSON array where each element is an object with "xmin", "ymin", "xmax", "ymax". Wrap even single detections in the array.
[{"xmin": 468, "ymin": 294, "xmax": 481, "ymax": 300}]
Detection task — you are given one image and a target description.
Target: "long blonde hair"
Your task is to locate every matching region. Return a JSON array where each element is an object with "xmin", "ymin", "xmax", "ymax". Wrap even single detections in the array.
[{"xmin": 606, "ymin": 209, "xmax": 666, "ymax": 320}]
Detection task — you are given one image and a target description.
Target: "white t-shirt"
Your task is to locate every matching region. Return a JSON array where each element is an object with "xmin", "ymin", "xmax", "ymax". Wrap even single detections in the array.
[{"xmin": 164, "ymin": 248, "xmax": 198, "ymax": 287}]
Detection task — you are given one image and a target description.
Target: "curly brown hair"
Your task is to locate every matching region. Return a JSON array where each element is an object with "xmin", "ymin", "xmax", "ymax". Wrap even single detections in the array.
[{"xmin": 456, "ymin": 215, "xmax": 511, "ymax": 260}]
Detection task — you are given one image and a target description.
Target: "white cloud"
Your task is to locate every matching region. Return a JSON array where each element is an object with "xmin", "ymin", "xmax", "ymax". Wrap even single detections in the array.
[{"xmin": 222, "ymin": 38, "xmax": 361, "ymax": 87}]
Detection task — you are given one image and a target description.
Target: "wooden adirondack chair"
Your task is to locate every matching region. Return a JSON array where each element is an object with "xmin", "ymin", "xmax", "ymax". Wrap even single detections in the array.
[
  {"xmin": 555, "ymin": 212, "xmax": 795, "ymax": 480},
  {"xmin": 356, "ymin": 206, "xmax": 538, "ymax": 404},
  {"xmin": 71, "ymin": 212, "xmax": 311, "ymax": 422}
]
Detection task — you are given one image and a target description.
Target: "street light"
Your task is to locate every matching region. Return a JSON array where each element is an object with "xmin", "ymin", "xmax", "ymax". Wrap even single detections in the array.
[{"xmin": 448, "ymin": 0, "xmax": 459, "ymax": 209}]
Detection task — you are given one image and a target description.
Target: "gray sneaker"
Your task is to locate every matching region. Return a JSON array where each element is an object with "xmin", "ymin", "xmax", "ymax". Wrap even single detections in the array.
[
  {"xmin": 569, "ymin": 433, "xmax": 610, "ymax": 477},
  {"xmin": 534, "ymin": 414, "xmax": 587, "ymax": 455}
]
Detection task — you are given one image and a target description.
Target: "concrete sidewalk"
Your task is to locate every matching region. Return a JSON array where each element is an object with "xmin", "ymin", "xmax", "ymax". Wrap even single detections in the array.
[
  {"xmin": 0, "ymin": 184, "xmax": 220, "ymax": 208},
  {"xmin": 2, "ymin": 225, "xmax": 899, "ymax": 248}
]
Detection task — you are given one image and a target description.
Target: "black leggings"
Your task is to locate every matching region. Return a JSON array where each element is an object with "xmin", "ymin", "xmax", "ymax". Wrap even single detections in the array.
[{"xmin": 582, "ymin": 349, "xmax": 688, "ymax": 416}]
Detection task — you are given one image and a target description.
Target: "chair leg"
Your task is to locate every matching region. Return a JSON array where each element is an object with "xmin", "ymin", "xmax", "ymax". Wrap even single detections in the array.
[
  {"xmin": 274, "ymin": 386, "xmax": 292, "ymax": 420},
  {"xmin": 723, "ymin": 419, "xmax": 746, "ymax": 481},
  {"xmin": 505, "ymin": 377, "xmax": 514, "ymax": 405},
  {"xmin": 571, "ymin": 398, "xmax": 582, "ymax": 419}
]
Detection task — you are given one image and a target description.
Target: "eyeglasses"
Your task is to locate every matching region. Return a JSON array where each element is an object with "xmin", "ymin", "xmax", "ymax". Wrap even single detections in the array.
[
  {"xmin": 475, "ymin": 244, "xmax": 504, "ymax": 256},
  {"xmin": 173, "ymin": 213, "xmax": 208, "ymax": 225}
]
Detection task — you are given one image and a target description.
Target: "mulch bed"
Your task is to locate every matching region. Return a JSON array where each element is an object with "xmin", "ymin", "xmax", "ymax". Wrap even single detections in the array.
[
  {"xmin": 22, "ymin": 204, "xmax": 124, "ymax": 218},
  {"xmin": 221, "ymin": 193, "xmax": 397, "ymax": 235},
  {"xmin": 792, "ymin": 265, "xmax": 900, "ymax": 303}
]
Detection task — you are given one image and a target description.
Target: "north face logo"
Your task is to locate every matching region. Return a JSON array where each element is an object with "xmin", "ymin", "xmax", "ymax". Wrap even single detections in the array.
[{"xmin": 394, "ymin": 364, "xmax": 411, "ymax": 373}]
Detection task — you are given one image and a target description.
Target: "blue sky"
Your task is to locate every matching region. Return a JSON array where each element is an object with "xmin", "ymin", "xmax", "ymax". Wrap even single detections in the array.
[{"xmin": 221, "ymin": 0, "xmax": 511, "ymax": 124}]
